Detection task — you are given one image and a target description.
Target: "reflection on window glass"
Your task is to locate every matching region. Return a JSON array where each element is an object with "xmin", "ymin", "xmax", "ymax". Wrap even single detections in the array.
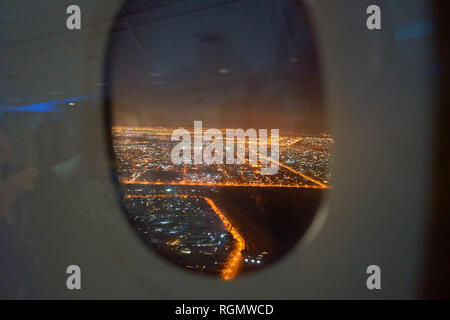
[{"xmin": 108, "ymin": 0, "xmax": 333, "ymax": 280}]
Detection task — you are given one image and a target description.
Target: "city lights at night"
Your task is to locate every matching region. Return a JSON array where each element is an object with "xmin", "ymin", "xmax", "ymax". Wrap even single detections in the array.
[{"xmin": 113, "ymin": 126, "xmax": 333, "ymax": 279}]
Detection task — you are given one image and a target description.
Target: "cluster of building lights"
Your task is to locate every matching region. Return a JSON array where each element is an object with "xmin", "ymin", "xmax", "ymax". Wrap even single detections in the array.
[{"xmin": 112, "ymin": 126, "xmax": 334, "ymax": 279}]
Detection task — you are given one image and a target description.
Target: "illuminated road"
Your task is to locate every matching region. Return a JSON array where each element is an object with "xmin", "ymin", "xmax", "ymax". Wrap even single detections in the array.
[
  {"xmin": 287, "ymin": 138, "xmax": 303, "ymax": 146},
  {"xmin": 124, "ymin": 194, "xmax": 246, "ymax": 280},
  {"xmin": 254, "ymin": 152, "xmax": 330, "ymax": 189},
  {"xmin": 235, "ymin": 147, "xmax": 330, "ymax": 189},
  {"xmin": 121, "ymin": 179, "xmax": 326, "ymax": 189}
]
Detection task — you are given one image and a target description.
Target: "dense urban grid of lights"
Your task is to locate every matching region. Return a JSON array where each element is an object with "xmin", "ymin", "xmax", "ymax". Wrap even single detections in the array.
[{"xmin": 112, "ymin": 126, "xmax": 334, "ymax": 279}]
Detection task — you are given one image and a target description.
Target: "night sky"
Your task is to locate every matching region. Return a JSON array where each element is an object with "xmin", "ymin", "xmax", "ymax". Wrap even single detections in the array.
[{"xmin": 108, "ymin": 0, "xmax": 325, "ymax": 133}]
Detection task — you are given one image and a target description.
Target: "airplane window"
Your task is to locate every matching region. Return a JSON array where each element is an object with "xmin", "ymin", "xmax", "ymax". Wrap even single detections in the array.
[{"xmin": 106, "ymin": 0, "xmax": 332, "ymax": 280}]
